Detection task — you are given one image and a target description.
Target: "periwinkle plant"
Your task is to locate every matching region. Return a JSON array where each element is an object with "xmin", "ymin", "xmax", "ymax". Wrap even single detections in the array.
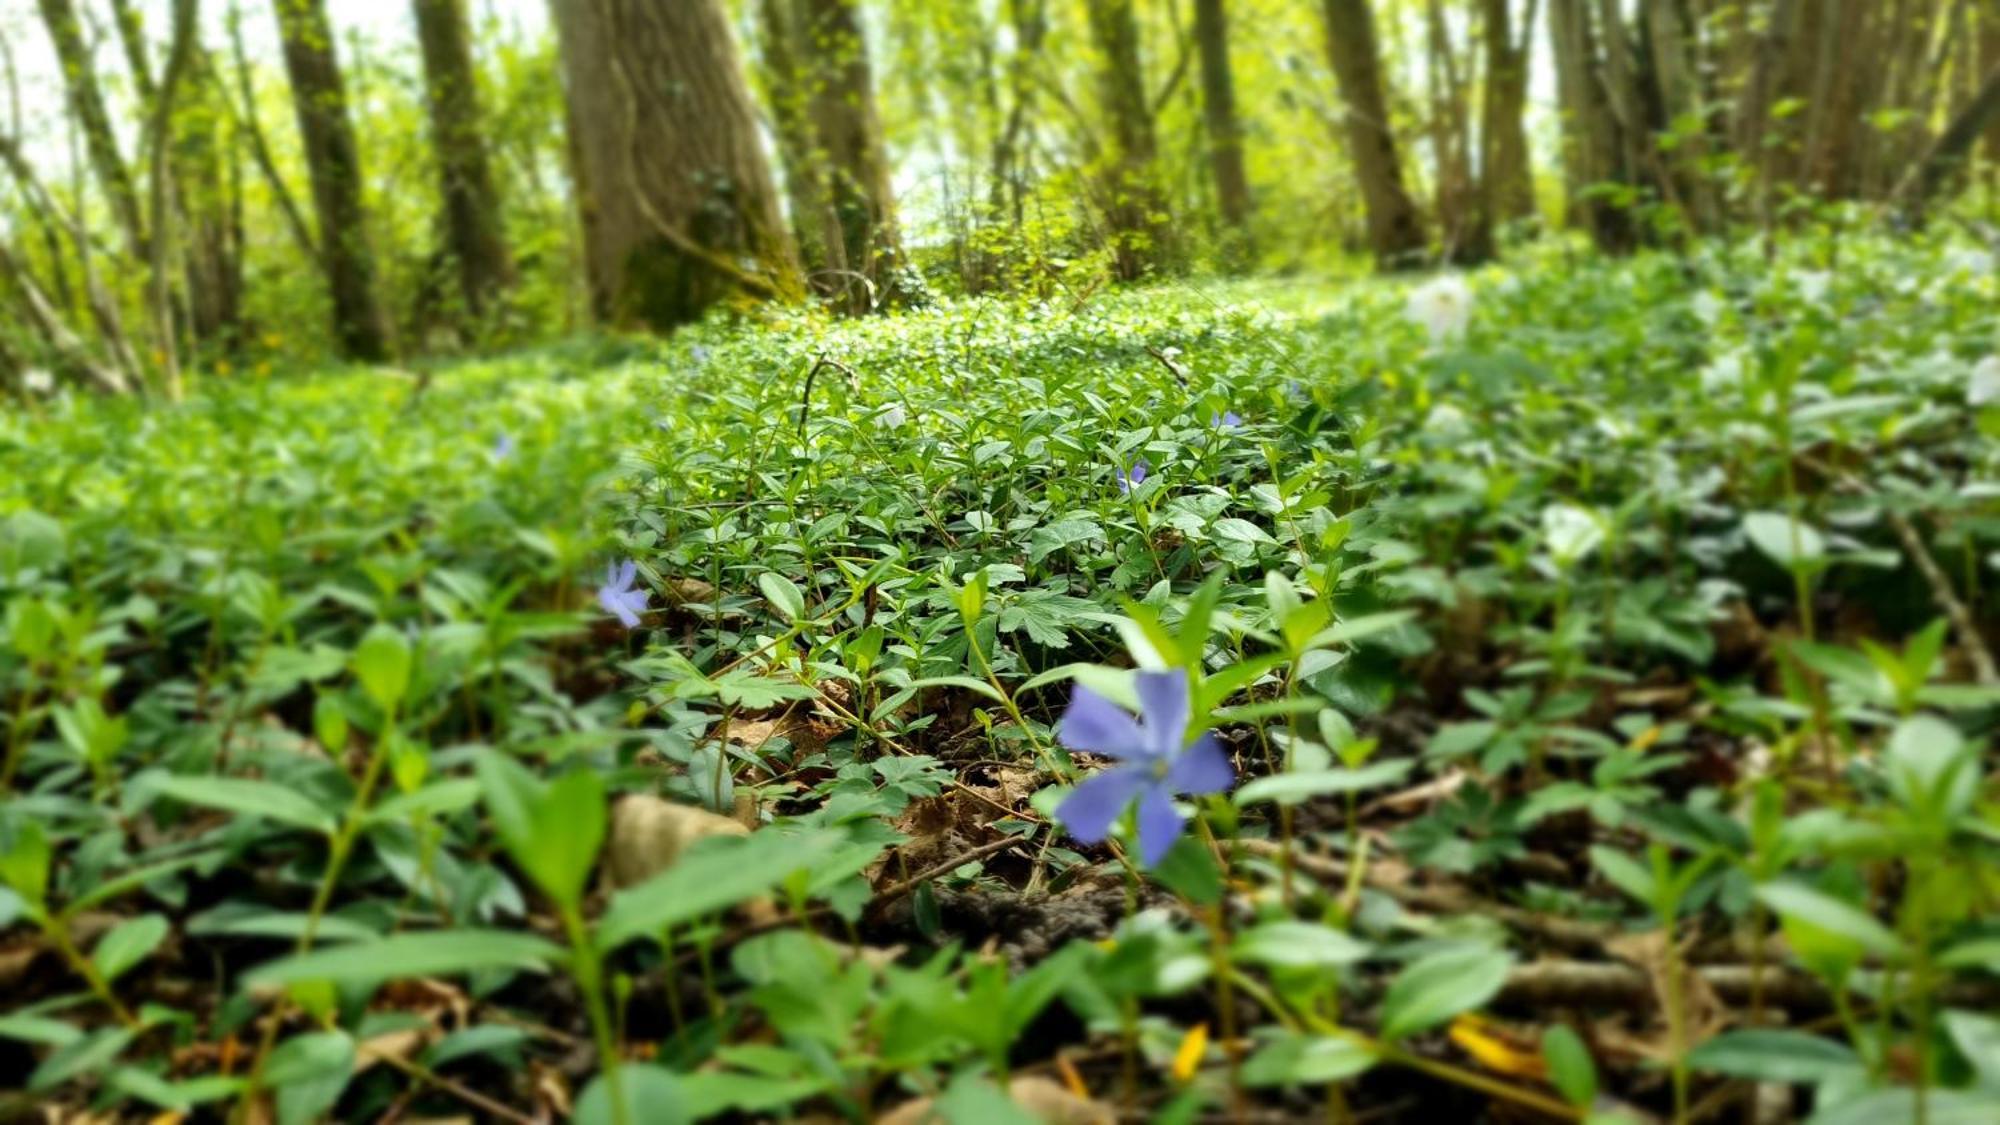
[{"xmin": 1054, "ymin": 670, "xmax": 1234, "ymax": 866}]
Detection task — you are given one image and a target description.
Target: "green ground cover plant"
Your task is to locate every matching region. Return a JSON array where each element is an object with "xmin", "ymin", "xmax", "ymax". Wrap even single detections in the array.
[{"xmin": 3, "ymin": 233, "xmax": 1999, "ymax": 1123}]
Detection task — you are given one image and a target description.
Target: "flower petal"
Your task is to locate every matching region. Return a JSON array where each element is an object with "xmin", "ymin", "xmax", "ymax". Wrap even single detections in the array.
[
  {"xmin": 1058, "ymin": 767, "xmax": 1148, "ymax": 844},
  {"xmin": 1166, "ymin": 734, "xmax": 1233, "ymax": 796},
  {"xmin": 1058, "ymin": 686, "xmax": 1148, "ymax": 759},
  {"xmin": 1134, "ymin": 784, "xmax": 1185, "ymax": 868},
  {"xmin": 1134, "ymin": 669, "xmax": 1191, "ymax": 759},
  {"xmin": 616, "ymin": 559, "xmax": 637, "ymax": 589}
]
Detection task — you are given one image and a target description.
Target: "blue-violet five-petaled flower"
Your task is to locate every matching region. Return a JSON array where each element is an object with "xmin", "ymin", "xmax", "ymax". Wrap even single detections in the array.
[
  {"xmin": 596, "ymin": 560, "xmax": 649, "ymax": 629},
  {"xmin": 1118, "ymin": 458, "xmax": 1150, "ymax": 494},
  {"xmin": 1211, "ymin": 410, "xmax": 1242, "ymax": 430},
  {"xmin": 1054, "ymin": 670, "xmax": 1234, "ymax": 866}
]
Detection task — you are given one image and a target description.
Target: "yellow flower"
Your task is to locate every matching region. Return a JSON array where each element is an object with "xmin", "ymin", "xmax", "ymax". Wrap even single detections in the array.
[{"xmin": 1170, "ymin": 1022, "xmax": 1209, "ymax": 1083}]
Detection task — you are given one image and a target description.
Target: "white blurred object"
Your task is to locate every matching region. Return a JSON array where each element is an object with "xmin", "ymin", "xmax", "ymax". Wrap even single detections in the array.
[
  {"xmin": 1404, "ymin": 274, "xmax": 1473, "ymax": 345},
  {"xmin": 21, "ymin": 368, "xmax": 53, "ymax": 395},
  {"xmin": 874, "ymin": 402, "xmax": 908, "ymax": 429},
  {"xmin": 1970, "ymin": 355, "xmax": 2000, "ymax": 407},
  {"xmin": 1541, "ymin": 503, "xmax": 1605, "ymax": 567}
]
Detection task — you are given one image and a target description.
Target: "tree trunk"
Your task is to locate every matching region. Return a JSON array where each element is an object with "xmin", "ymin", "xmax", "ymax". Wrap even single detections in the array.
[
  {"xmin": 1734, "ymin": 0, "xmax": 1800, "ymax": 226},
  {"xmin": 1320, "ymin": 0, "xmax": 1427, "ymax": 267},
  {"xmin": 551, "ymin": 0, "xmax": 800, "ymax": 330},
  {"xmin": 1086, "ymin": 0, "xmax": 1170, "ymax": 280},
  {"xmin": 794, "ymin": 0, "xmax": 905, "ymax": 311},
  {"xmin": 37, "ymin": 0, "xmax": 147, "ymax": 257},
  {"xmin": 272, "ymin": 0, "xmax": 392, "ymax": 361},
  {"xmin": 1478, "ymin": 0, "xmax": 1536, "ymax": 225},
  {"xmin": 1193, "ymin": 0, "xmax": 1253, "ymax": 259},
  {"xmin": 145, "ymin": 0, "xmax": 201, "ymax": 400},
  {"xmin": 1547, "ymin": 0, "xmax": 1637, "ymax": 251},
  {"xmin": 1983, "ymin": 1, "xmax": 2000, "ymax": 164},
  {"xmin": 1645, "ymin": 0, "xmax": 1720, "ymax": 232},
  {"xmin": 1895, "ymin": 60, "xmax": 2000, "ymax": 222},
  {"xmin": 1425, "ymin": 0, "xmax": 1487, "ymax": 262},
  {"xmin": 412, "ymin": 0, "xmax": 515, "ymax": 321},
  {"xmin": 756, "ymin": 0, "xmax": 826, "ymax": 277}
]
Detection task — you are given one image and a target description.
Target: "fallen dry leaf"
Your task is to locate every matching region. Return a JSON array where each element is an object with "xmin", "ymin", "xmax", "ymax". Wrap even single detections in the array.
[
  {"xmin": 603, "ymin": 794, "xmax": 749, "ymax": 890},
  {"xmin": 876, "ymin": 1076, "xmax": 1114, "ymax": 1125}
]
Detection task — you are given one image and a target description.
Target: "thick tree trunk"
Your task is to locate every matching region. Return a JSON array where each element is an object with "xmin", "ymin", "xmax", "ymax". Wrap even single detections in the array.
[
  {"xmin": 412, "ymin": 0, "xmax": 515, "ymax": 321},
  {"xmin": 795, "ymin": 0, "xmax": 905, "ymax": 311},
  {"xmin": 37, "ymin": 0, "xmax": 147, "ymax": 257},
  {"xmin": 272, "ymin": 0, "xmax": 392, "ymax": 361},
  {"xmin": 756, "ymin": 0, "xmax": 826, "ymax": 276},
  {"xmin": 1194, "ymin": 0, "xmax": 1253, "ymax": 258},
  {"xmin": 1645, "ymin": 0, "xmax": 1720, "ymax": 231},
  {"xmin": 1086, "ymin": 0, "xmax": 1170, "ymax": 280},
  {"xmin": 551, "ymin": 0, "xmax": 800, "ymax": 330},
  {"xmin": 1320, "ymin": 0, "xmax": 1427, "ymax": 268},
  {"xmin": 1547, "ymin": 0, "xmax": 1637, "ymax": 251},
  {"xmin": 1478, "ymin": 0, "xmax": 1536, "ymax": 225}
]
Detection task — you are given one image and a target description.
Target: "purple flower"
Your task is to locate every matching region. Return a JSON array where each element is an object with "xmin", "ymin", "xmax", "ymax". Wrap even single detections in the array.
[
  {"xmin": 493, "ymin": 432, "xmax": 516, "ymax": 461},
  {"xmin": 1211, "ymin": 410, "xmax": 1243, "ymax": 430},
  {"xmin": 595, "ymin": 560, "xmax": 650, "ymax": 629},
  {"xmin": 1054, "ymin": 670, "xmax": 1234, "ymax": 867},
  {"xmin": 1117, "ymin": 458, "xmax": 1151, "ymax": 495}
]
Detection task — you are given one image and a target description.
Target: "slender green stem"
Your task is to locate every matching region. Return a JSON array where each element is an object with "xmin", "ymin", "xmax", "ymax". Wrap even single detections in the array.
[{"xmin": 562, "ymin": 907, "xmax": 632, "ymax": 1125}]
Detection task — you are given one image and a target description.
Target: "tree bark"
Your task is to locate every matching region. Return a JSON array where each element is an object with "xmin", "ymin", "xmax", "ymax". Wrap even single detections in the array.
[
  {"xmin": 145, "ymin": 0, "xmax": 201, "ymax": 399},
  {"xmin": 272, "ymin": 0, "xmax": 392, "ymax": 361},
  {"xmin": 1086, "ymin": 0, "xmax": 1170, "ymax": 279},
  {"xmin": 1547, "ymin": 0, "xmax": 1636, "ymax": 251},
  {"xmin": 412, "ymin": 0, "xmax": 515, "ymax": 321},
  {"xmin": 1194, "ymin": 0, "xmax": 1253, "ymax": 259},
  {"xmin": 1895, "ymin": 60, "xmax": 2000, "ymax": 222},
  {"xmin": 36, "ymin": 0, "xmax": 147, "ymax": 257},
  {"xmin": 1478, "ymin": 0, "xmax": 1536, "ymax": 225},
  {"xmin": 794, "ymin": 0, "xmax": 905, "ymax": 311},
  {"xmin": 1320, "ymin": 0, "xmax": 1427, "ymax": 267},
  {"xmin": 551, "ymin": 0, "xmax": 800, "ymax": 330}
]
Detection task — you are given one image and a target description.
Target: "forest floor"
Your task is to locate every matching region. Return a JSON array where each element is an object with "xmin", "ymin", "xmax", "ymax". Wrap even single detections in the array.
[{"xmin": 2, "ymin": 238, "xmax": 2000, "ymax": 1124}]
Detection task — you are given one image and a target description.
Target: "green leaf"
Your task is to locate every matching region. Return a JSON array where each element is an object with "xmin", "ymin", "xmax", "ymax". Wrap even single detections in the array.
[
  {"xmin": 92, "ymin": 913, "xmax": 169, "ymax": 983},
  {"xmin": 575, "ymin": 1063, "xmax": 689, "ymax": 1125},
  {"xmin": 1743, "ymin": 511, "xmax": 1824, "ymax": 569},
  {"xmin": 1148, "ymin": 834, "xmax": 1222, "ymax": 905},
  {"xmin": 906, "ymin": 675, "xmax": 1007, "ymax": 703},
  {"xmin": 148, "ymin": 776, "xmax": 336, "ymax": 835},
  {"xmin": 1686, "ymin": 1030, "xmax": 1863, "ymax": 1084},
  {"xmin": 476, "ymin": 753, "xmax": 605, "ymax": 910},
  {"xmin": 1541, "ymin": 1025, "xmax": 1597, "ymax": 1107},
  {"xmin": 265, "ymin": 1031, "xmax": 355, "ymax": 1125},
  {"xmin": 1233, "ymin": 921, "xmax": 1371, "ymax": 969},
  {"xmin": 597, "ymin": 831, "xmax": 813, "ymax": 951},
  {"xmin": 352, "ymin": 624, "xmax": 412, "ymax": 712},
  {"xmin": 31, "ymin": 1026, "xmax": 135, "ymax": 1091},
  {"xmin": 1945, "ymin": 1009, "xmax": 2000, "ymax": 1089},
  {"xmin": 757, "ymin": 572, "xmax": 805, "ymax": 621},
  {"xmin": 1378, "ymin": 946, "xmax": 1514, "ymax": 1042},
  {"xmin": 0, "ymin": 820, "xmax": 52, "ymax": 905},
  {"xmin": 1234, "ymin": 760, "xmax": 1411, "ymax": 807},
  {"xmin": 1589, "ymin": 845, "xmax": 1658, "ymax": 909},
  {"xmin": 1240, "ymin": 1031, "xmax": 1377, "ymax": 1086},
  {"xmin": 1755, "ymin": 882, "xmax": 1905, "ymax": 960},
  {"xmin": 244, "ymin": 930, "xmax": 562, "ymax": 989}
]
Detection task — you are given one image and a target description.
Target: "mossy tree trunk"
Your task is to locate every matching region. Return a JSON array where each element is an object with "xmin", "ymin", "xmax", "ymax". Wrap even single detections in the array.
[
  {"xmin": 552, "ymin": 0, "xmax": 800, "ymax": 331},
  {"xmin": 272, "ymin": 0, "xmax": 393, "ymax": 361}
]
